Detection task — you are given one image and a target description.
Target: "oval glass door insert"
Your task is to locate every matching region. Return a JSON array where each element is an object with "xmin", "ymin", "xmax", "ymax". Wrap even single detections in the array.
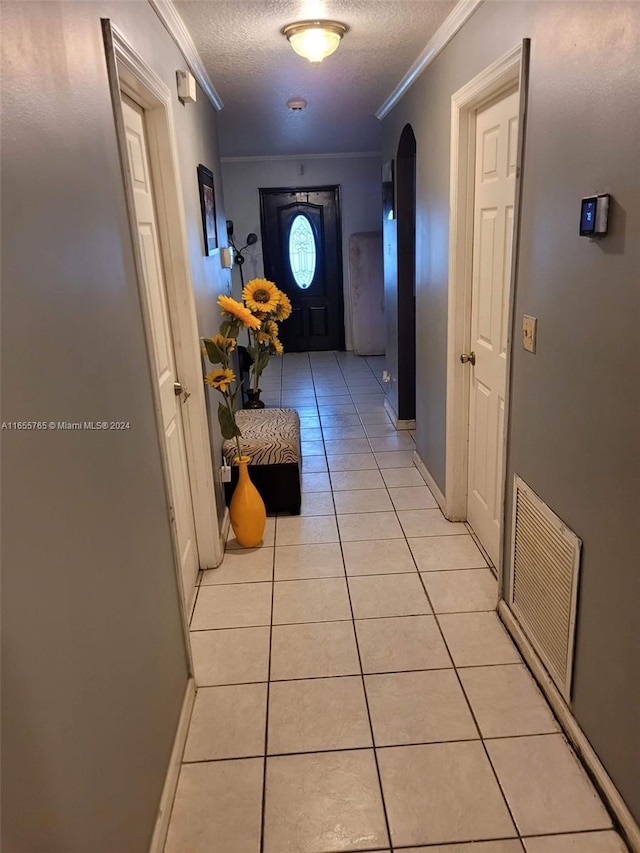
[{"xmin": 288, "ymin": 214, "xmax": 317, "ymax": 289}]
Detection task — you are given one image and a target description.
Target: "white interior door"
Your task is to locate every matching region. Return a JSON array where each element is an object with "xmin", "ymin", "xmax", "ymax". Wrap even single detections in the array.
[
  {"xmin": 121, "ymin": 94, "xmax": 199, "ymax": 607},
  {"xmin": 466, "ymin": 88, "xmax": 519, "ymax": 566}
]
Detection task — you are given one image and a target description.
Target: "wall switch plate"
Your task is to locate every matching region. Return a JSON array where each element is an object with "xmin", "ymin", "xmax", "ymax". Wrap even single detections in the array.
[
  {"xmin": 220, "ymin": 246, "xmax": 234, "ymax": 269},
  {"xmin": 523, "ymin": 315, "xmax": 537, "ymax": 353}
]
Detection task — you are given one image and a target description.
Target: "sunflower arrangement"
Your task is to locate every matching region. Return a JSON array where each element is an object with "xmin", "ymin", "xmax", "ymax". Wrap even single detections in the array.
[
  {"xmin": 202, "ymin": 294, "xmax": 263, "ymax": 459},
  {"xmin": 242, "ymin": 278, "xmax": 292, "ymax": 393}
]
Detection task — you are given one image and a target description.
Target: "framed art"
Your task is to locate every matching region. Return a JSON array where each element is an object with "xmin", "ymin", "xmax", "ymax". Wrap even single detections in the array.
[{"xmin": 197, "ymin": 164, "xmax": 218, "ymax": 255}]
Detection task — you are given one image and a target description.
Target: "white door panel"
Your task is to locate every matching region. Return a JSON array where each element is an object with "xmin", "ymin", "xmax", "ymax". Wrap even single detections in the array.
[
  {"xmin": 467, "ymin": 89, "xmax": 519, "ymax": 565},
  {"xmin": 121, "ymin": 95, "xmax": 199, "ymax": 608}
]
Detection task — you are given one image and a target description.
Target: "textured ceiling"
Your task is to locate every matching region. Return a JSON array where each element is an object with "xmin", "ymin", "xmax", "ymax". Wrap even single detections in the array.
[{"xmin": 174, "ymin": 0, "xmax": 456, "ymax": 157}]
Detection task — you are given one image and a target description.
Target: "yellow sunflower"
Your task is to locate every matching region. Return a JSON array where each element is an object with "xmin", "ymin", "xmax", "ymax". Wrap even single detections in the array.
[
  {"xmin": 256, "ymin": 330, "xmax": 271, "ymax": 344},
  {"xmin": 205, "ymin": 367, "xmax": 235, "ymax": 393},
  {"xmin": 242, "ymin": 279, "xmax": 281, "ymax": 314},
  {"xmin": 217, "ymin": 294, "xmax": 261, "ymax": 329},
  {"xmin": 265, "ymin": 319, "xmax": 279, "ymax": 339},
  {"xmin": 212, "ymin": 333, "xmax": 236, "ymax": 353},
  {"xmin": 271, "ymin": 337, "xmax": 284, "ymax": 356},
  {"xmin": 272, "ymin": 292, "xmax": 292, "ymax": 321}
]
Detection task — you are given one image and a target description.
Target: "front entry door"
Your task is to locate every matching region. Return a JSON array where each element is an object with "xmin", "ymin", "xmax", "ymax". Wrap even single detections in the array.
[
  {"xmin": 121, "ymin": 94, "xmax": 199, "ymax": 608},
  {"xmin": 466, "ymin": 88, "xmax": 519, "ymax": 566},
  {"xmin": 259, "ymin": 187, "xmax": 344, "ymax": 351}
]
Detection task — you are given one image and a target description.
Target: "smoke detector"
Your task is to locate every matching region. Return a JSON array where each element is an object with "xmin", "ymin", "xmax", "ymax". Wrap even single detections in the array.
[{"xmin": 287, "ymin": 98, "xmax": 307, "ymax": 111}]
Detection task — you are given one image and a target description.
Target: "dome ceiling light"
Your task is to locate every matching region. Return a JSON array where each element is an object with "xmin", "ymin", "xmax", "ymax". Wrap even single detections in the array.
[
  {"xmin": 281, "ymin": 20, "xmax": 348, "ymax": 64},
  {"xmin": 287, "ymin": 98, "xmax": 308, "ymax": 111}
]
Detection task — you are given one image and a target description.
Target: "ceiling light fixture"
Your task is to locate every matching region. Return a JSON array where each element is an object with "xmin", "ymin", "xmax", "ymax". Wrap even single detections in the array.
[
  {"xmin": 282, "ymin": 20, "xmax": 348, "ymax": 64},
  {"xmin": 287, "ymin": 98, "xmax": 308, "ymax": 111}
]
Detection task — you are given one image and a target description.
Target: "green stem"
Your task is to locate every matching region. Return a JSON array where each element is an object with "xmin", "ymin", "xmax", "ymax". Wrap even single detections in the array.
[
  {"xmin": 226, "ymin": 394, "xmax": 242, "ymax": 461},
  {"xmin": 249, "ymin": 329, "xmax": 261, "ymax": 393}
]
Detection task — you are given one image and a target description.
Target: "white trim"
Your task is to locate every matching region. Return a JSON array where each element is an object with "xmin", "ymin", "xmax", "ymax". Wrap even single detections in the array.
[
  {"xmin": 147, "ymin": 0, "xmax": 223, "ymax": 110},
  {"xmin": 106, "ymin": 23, "xmax": 223, "ymax": 584},
  {"xmin": 499, "ymin": 603, "xmax": 640, "ymax": 853},
  {"xmin": 375, "ymin": 0, "xmax": 484, "ymax": 119},
  {"xmin": 413, "ymin": 451, "xmax": 447, "ymax": 514},
  {"xmin": 445, "ymin": 45, "xmax": 523, "ymax": 530},
  {"xmin": 220, "ymin": 507, "xmax": 231, "ymax": 554},
  {"xmin": 113, "ymin": 27, "xmax": 171, "ymax": 104},
  {"xmin": 148, "ymin": 678, "xmax": 196, "ymax": 853},
  {"xmin": 221, "ymin": 151, "xmax": 382, "ymax": 163},
  {"xmin": 103, "ymin": 21, "xmax": 198, "ymax": 651}
]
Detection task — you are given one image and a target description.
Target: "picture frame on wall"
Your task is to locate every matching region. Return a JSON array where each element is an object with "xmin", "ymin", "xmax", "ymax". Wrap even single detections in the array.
[{"xmin": 197, "ymin": 164, "xmax": 218, "ymax": 255}]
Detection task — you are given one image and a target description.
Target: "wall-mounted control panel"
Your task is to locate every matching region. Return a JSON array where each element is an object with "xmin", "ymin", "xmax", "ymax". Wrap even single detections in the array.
[
  {"xmin": 580, "ymin": 194, "xmax": 610, "ymax": 237},
  {"xmin": 176, "ymin": 70, "xmax": 197, "ymax": 104}
]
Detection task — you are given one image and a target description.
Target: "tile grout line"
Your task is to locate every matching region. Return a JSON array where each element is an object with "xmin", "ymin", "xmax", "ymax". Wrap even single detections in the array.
[
  {"xmin": 328, "ymin": 352, "xmax": 395, "ymax": 851},
  {"xmin": 412, "ymin": 545, "xmax": 525, "ymax": 842},
  {"xmin": 191, "ymin": 659, "xmax": 530, "ymax": 689},
  {"xmin": 332, "ymin": 351, "xmax": 404, "ymax": 853},
  {"xmin": 336, "ymin": 352, "xmax": 526, "ymax": 847},
  {"xmin": 198, "ymin": 656, "xmax": 528, "ymax": 688},
  {"xmin": 258, "ymin": 448, "xmax": 281, "ymax": 853},
  {"xmin": 180, "ymin": 728, "xmax": 561, "ymax": 765},
  {"xmin": 202, "ymin": 570, "xmax": 494, "ymax": 588},
  {"xmin": 336, "ymin": 353, "xmax": 408, "ymax": 539}
]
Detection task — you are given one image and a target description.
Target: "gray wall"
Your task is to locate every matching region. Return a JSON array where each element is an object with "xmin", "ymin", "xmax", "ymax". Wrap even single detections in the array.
[
  {"xmin": 382, "ymin": 0, "xmax": 640, "ymax": 822},
  {"xmin": 1, "ymin": 1, "xmax": 228, "ymax": 849},
  {"xmin": 221, "ymin": 155, "xmax": 382, "ymax": 350}
]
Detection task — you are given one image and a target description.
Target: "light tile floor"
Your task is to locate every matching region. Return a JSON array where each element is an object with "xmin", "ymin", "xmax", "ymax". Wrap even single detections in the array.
[{"xmin": 165, "ymin": 351, "xmax": 627, "ymax": 853}]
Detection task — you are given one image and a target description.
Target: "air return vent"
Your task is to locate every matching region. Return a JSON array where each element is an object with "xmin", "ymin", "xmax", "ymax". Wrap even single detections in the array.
[{"xmin": 509, "ymin": 476, "xmax": 582, "ymax": 700}]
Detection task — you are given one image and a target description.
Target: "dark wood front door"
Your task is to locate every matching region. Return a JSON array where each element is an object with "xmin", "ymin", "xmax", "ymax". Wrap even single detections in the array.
[{"xmin": 259, "ymin": 186, "xmax": 344, "ymax": 352}]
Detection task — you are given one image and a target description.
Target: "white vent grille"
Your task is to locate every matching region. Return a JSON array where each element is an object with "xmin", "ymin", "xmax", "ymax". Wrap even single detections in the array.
[{"xmin": 509, "ymin": 476, "xmax": 582, "ymax": 700}]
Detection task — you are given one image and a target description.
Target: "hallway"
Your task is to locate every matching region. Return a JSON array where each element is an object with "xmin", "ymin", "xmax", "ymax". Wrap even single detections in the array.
[{"xmin": 165, "ymin": 352, "xmax": 625, "ymax": 853}]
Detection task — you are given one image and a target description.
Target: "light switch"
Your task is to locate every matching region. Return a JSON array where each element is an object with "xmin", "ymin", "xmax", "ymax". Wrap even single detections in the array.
[
  {"xmin": 220, "ymin": 246, "xmax": 234, "ymax": 269},
  {"xmin": 523, "ymin": 315, "xmax": 537, "ymax": 353}
]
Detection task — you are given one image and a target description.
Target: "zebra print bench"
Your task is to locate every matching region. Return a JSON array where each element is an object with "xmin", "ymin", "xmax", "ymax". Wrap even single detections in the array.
[{"xmin": 222, "ymin": 408, "xmax": 301, "ymax": 515}]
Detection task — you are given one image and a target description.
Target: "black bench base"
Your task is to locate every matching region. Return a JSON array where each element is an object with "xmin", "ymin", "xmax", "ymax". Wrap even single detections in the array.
[{"xmin": 224, "ymin": 462, "xmax": 301, "ymax": 515}]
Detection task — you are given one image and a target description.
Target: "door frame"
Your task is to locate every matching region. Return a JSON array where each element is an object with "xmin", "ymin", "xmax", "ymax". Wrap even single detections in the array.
[
  {"xmin": 445, "ymin": 42, "xmax": 529, "ymax": 578},
  {"xmin": 259, "ymin": 185, "xmax": 345, "ymax": 351},
  {"xmin": 395, "ymin": 124, "xmax": 417, "ymax": 424},
  {"xmin": 102, "ymin": 23, "xmax": 223, "ymax": 591}
]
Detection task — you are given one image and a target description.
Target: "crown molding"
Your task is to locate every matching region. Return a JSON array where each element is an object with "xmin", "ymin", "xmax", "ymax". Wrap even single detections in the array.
[
  {"xmin": 147, "ymin": 0, "xmax": 223, "ymax": 110},
  {"xmin": 375, "ymin": 0, "xmax": 485, "ymax": 120},
  {"xmin": 221, "ymin": 151, "xmax": 382, "ymax": 163}
]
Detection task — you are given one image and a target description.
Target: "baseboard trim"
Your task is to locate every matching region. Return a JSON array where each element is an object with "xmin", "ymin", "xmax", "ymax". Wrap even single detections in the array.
[
  {"xmin": 413, "ymin": 451, "xmax": 447, "ymax": 513},
  {"xmin": 384, "ymin": 398, "xmax": 415, "ymax": 430},
  {"xmin": 220, "ymin": 507, "xmax": 230, "ymax": 556},
  {"xmin": 148, "ymin": 677, "xmax": 196, "ymax": 853},
  {"xmin": 499, "ymin": 601, "xmax": 640, "ymax": 853}
]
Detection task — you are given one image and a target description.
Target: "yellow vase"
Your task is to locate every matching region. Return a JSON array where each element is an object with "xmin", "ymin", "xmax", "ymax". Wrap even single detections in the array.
[{"xmin": 229, "ymin": 456, "xmax": 266, "ymax": 548}]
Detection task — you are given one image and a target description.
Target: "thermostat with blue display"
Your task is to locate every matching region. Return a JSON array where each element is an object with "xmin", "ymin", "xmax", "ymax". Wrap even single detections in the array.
[{"xmin": 580, "ymin": 194, "xmax": 610, "ymax": 237}]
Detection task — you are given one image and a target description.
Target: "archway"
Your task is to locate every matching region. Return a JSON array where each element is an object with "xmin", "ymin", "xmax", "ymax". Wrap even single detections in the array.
[{"xmin": 396, "ymin": 123, "xmax": 417, "ymax": 422}]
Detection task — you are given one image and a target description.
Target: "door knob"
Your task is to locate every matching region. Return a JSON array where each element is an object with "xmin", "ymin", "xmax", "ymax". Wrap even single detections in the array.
[
  {"xmin": 460, "ymin": 352, "xmax": 476, "ymax": 366},
  {"xmin": 174, "ymin": 381, "xmax": 191, "ymax": 402}
]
